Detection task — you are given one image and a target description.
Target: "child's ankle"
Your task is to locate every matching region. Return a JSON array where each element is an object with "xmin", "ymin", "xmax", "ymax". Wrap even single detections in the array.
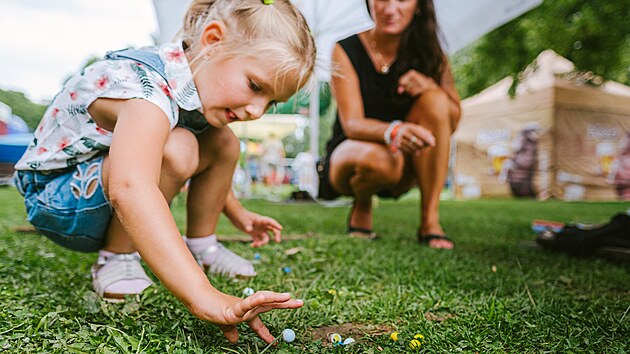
[
  {"xmin": 184, "ymin": 234, "xmax": 218, "ymax": 254},
  {"xmin": 99, "ymin": 249, "xmax": 138, "ymax": 257},
  {"xmin": 184, "ymin": 234, "xmax": 255, "ymax": 278}
]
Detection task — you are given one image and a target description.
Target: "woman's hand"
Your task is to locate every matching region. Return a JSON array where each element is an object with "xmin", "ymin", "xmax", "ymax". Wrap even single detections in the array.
[
  {"xmin": 397, "ymin": 69, "xmax": 438, "ymax": 97},
  {"xmin": 195, "ymin": 291, "xmax": 304, "ymax": 343},
  {"xmin": 231, "ymin": 209, "xmax": 283, "ymax": 247},
  {"xmin": 395, "ymin": 122, "xmax": 436, "ymax": 154}
]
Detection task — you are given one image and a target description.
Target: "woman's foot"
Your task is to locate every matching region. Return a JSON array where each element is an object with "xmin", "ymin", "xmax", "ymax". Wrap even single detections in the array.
[
  {"xmin": 348, "ymin": 225, "xmax": 379, "ymax": 240},
  {"xmin": 347, "ymin": 201, "xmax": 378, "ymax": 239},
  {"xmin": 418, "ymin": 220, "xmax": 454, "ymax": 249},
  {"xmin": 418, "ymin": 233, "xmax": 454, "ymax": 249},
  {"xmin": 185, "ymin": 235, "xmax": 256, "ymax": 278},
  {"xmin": 91, "ymin": 251, "xmax": 154, "ymax": 302}
]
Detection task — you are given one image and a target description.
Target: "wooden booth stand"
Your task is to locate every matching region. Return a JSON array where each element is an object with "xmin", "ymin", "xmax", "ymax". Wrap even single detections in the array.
[{"xmin": 454, "ymin": 50, "xmax": 630, "ymax": 201}]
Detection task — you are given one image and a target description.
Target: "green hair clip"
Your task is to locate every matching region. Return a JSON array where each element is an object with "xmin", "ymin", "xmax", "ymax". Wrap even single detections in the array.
[{"xmin": 263, "ymin": 0, "xmax": 274, "ymax": 4}]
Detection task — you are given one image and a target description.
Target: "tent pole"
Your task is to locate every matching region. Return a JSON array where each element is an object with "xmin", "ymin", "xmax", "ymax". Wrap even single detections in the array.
[{"xmin": 309, "ymin": 81, "xmax": 320, "ymax": 161}]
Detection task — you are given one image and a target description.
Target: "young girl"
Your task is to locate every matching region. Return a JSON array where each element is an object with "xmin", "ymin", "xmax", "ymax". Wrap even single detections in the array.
[{"xmin": 13, "ymin": 0, "xmax": 315, "ymax": 344}]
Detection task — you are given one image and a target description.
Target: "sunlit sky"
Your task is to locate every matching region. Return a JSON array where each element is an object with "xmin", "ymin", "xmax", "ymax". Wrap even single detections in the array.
[{"xmin": 0, "ymin": 0, "xmax": 159, "ymax": 103}]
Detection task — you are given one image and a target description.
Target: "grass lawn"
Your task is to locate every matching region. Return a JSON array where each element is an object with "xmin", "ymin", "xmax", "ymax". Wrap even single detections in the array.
[{"xmin": 0, "ymin": 186, "xmax": 629, "ymax": 353}]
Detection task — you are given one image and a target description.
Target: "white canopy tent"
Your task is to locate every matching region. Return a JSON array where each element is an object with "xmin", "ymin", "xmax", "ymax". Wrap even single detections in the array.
[{"xmin": 435, "ymin": 0, "xmax": 543, "ymax": 55}]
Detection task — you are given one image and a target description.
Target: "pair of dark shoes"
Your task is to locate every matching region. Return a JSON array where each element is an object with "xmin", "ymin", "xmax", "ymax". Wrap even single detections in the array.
[
  {"xmin": 346, "ymin": 203, "xmax": 454, "ymax": 247},
  {"xmin": 347, "ymin": 227, "xmax": 455, "ymax": 248}
]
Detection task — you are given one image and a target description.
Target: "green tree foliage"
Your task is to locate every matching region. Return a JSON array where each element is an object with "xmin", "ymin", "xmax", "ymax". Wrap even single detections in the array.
[
  {"xmin": 451, "ymin": 0, "xmax": 630, "ymax": 99},
  {"xmin": 0, "ymin": 89, "xmax": 47, "ymax": 131},
  {"xmin": 0, "ymin": 55, "xmax": 113, "ymax": 131},
  {"xmin": 271, "ymin": 82, "xmax": 331, "ymax": 115},
  {"xmin": 270, "ymin": 82, "xmax": 335, "ymax": 157}
]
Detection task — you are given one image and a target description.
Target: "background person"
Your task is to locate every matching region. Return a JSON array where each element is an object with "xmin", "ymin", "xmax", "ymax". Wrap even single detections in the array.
[
  {"xmin": 13, "ymin": 0, "xmax": 315, "ymax": 343},
  {"xmin": 500, "ymin": 125, "xmax": 540, "ymax": 198},
  {"xmin": 261, "ymin": 132, "xmax": 286, "ymax": 187},
  {"xmin": 318, "ymin": 0, "xmax": 461, "ymax": 248}
]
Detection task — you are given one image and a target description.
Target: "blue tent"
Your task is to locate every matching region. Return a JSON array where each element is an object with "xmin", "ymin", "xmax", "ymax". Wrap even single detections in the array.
[{"xmin": 0, "ymin": 133, "xmax": 32, "ymax": 164}]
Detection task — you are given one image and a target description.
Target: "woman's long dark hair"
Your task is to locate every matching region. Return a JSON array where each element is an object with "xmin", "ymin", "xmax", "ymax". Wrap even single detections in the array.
[{"xmin": 366, "ymin": 0, "xmax": 446, "ymax": 84}]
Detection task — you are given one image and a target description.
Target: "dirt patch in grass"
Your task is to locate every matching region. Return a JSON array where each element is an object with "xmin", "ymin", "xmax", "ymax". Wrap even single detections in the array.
[
  {"xmin": 424, "ymin": 311, "xmax": 457, "ymax": 322},
  {"xmin": 309, "ymin": 322, "xmax": 395, "ymax": 344},
  {"xmin": 13, "ymin": 226, "xmax": 38, "ymax": 233}
]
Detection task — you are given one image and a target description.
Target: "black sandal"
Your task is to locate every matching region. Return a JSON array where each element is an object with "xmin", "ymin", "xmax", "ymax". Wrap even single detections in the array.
[
  {"xmin": 418, "ymin": 233, "xmax": 454, "ymax": 248},
  {"xmin": 347, "ymin": 225, "xmax": 379, "ymax": 240},
  {"xmin": 347, "ymin": 202, "xmax": 378, "ymax": 240}
]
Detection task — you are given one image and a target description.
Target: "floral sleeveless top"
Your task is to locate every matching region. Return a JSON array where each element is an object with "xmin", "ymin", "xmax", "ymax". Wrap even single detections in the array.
[{"xmin": 15, "ymin": 42, "xmax": 202, "ymax": 171}]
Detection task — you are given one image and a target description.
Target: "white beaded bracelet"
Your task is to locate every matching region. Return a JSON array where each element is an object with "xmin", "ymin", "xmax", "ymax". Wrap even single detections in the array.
[{"xmin": 383, "ymin": 120, "xmax": 402, "ymax": 145}]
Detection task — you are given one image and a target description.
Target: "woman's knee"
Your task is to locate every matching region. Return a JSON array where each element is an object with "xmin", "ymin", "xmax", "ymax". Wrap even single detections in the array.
[
  {"xmin": 410, "ymin": 89, "xmax": 451, "ymax": 127},
  {"xmin": 330, "ymin": 141, "xmax": 403, "ymax": 192},
  {"xmin": 353, "ymin": 149, "xmax": 403, "ymax": 187},
  {"xmin": 163, "ymin": 128, "xmax": 199, "ymax": 181}
]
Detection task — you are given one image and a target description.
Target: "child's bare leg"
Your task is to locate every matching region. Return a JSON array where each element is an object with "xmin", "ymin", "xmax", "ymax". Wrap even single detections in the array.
[
  {"xmin": 95, "ymin": 128, "xmax": 200, "ymax": 299},
  {"xmin": 101, "ymin": 128, "xmax": 199, "ymax": 253},
  {"xmin": 183, "ymin": 126, "xmax": 256, "ymax": 277},
  {"xmin": 186, "ymin": 126, "xmax": 240, "ymax": 237}
]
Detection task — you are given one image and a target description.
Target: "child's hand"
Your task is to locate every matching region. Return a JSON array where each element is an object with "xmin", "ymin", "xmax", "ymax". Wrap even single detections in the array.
[
  {"xmin": 235, "ymin": 210, "xmax": 283, "ymax": 247},
  {"xmin": 200, "ymin": 291, "xmax": 303, "ymax": 344}
]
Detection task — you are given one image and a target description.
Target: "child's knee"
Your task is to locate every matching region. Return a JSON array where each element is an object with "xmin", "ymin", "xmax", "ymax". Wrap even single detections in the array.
[
  {"xmin": 221, "ymin": 131, "xmax": 241, "ymax": 161},
  {"xmin": 163, "ymin": 130, "xmax": 199, "ymax": 180},
  {"xmin": 203, "ymin": 127, "xmax": 240, "ymax": 162}
]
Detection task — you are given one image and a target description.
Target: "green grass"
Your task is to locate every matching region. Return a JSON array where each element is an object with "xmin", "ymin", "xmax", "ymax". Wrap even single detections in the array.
[{"xmin": 1, "ymin": 186, "xmax": 629, "ymax": 353}]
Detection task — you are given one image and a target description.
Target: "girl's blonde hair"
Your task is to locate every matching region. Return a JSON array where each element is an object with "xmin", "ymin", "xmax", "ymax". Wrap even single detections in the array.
[{"xmin": 180, "ymin": 0, "xmax": 316, "ymax": 93}]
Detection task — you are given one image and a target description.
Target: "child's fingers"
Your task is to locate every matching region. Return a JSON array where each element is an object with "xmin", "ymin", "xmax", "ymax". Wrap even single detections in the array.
[
  {"xmin": 218, "ymin": 324, "xmax": 239, "ymax": 343},
  {"xmin": 266, "ymin": 217, "xmax": 283, "ymax": 231},
  {"xmin": 245, "ymin": 299, "xmax": 305, "ymax": 319},
  {"xmin": 251, "ymin": 233, "xmax": 269, "ymax": 247},
  {"xmin": 271, "ymin": 227, "xmax": 281, "ymax": 243},
  {"xmin": 247, "ymin": 317, "xmax": 275, "ymax": 344},
  {"xmin": 232, "ymin": 292, "xmax": 293, "ymax": 318},
  {"xmin": 257, "ymin": 218, "xmax": 282, "ymax": 243}
]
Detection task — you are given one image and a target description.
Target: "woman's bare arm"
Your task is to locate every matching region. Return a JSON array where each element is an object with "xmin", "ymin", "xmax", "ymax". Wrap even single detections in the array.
[{"xmin": 331, "ymin": 43, "xmax": 390, "ymax": 142}]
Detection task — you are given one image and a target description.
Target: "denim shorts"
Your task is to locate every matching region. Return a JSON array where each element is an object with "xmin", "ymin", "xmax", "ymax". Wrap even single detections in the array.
[{"xmin": 14, "ymin": 156, "xmax": 112, "ymax": 252}]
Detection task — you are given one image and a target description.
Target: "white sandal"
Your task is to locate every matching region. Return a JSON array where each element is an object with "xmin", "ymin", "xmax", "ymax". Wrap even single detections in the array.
[{"xmin": 91, "ymin": 253, "xmax": 154, "ymax": 302}]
